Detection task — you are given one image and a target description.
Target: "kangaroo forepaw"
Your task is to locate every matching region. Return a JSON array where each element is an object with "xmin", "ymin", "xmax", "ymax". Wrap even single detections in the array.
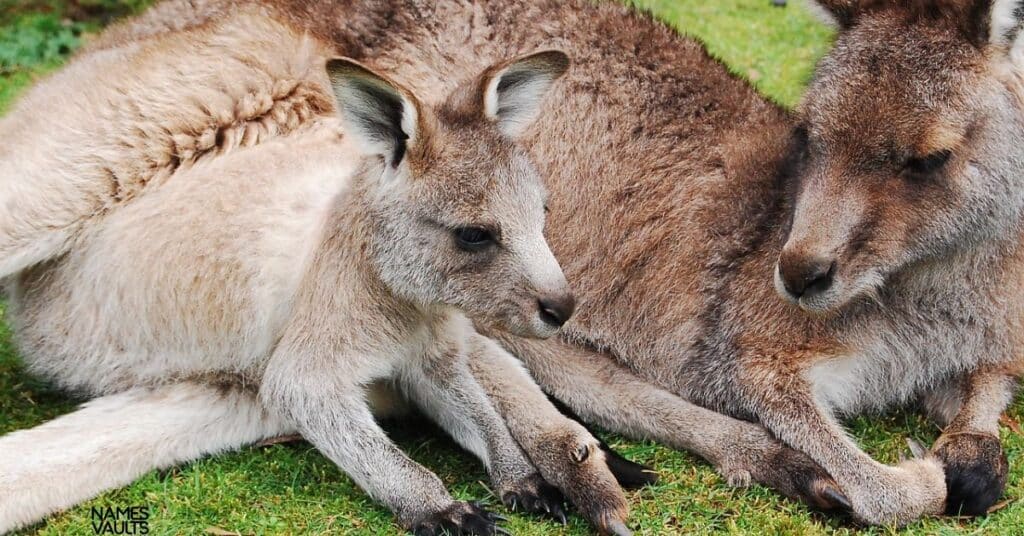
[
  {"xmin": 501, "ymin": 473, "xmax": 567, "ymax": 524},
  {"xmin": 844, "ymin": 457, "xmax": 946, "ymax": 526},
  {"xmin": 602, "ymin": 444, "xmax": 658, "ymax": 489},
  {"xmin": 933, "ymin": 432, "xmax": 1008, "ymax": 517},
  {"xmin": 748, "ymin": 443, "xmax": 852, "ymax": 513},
  {"xmin": 412, "ymin": 502, "xmax": 504, "ymax": 536}
]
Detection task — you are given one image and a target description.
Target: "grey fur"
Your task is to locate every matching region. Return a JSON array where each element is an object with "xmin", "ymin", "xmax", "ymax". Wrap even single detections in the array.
[{"xmin": 0, "ymin": 19, "xmax": 631, "ymax": 532}]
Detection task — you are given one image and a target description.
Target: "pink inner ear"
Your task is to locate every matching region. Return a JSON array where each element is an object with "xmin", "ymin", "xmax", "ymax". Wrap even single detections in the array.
[
  {"xmin": 991, "ymin": 0, "xmax": 1024, "ymax": 46},
  {"xmin": 483, "ymin": 68, "xmax": 505, "ymax": 120}
]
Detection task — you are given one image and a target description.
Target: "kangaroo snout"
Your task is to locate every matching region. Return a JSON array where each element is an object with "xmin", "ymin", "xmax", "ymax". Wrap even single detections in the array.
[
  {"xmin": 538, "ymin": 293, "xmax": 576, "ymax": 328},
  {"xmin": 777, "ymin": 251, "xmax": 836, "ymax": 301}
]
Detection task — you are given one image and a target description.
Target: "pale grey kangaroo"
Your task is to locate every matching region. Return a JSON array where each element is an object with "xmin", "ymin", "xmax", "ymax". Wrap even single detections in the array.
[{"xmin": 0, "ymin": 12, "xmax": 635, "ymax": 534}]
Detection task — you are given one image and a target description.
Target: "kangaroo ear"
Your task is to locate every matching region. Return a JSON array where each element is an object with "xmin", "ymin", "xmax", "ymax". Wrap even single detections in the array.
[
  {"xmin": 988, "ymin": 0, "xmax": 1024, "ymax": 59},
  {"xmin": 482, "ymin": 50, "xmax": 570, "ymax": 138},
  {"xmin": 804, "ymin": 0, "xmax": 866, "ymax": 28},
  {"xmin": 326, "ymin": 58, "xmax": 420, "ymax": 167}
]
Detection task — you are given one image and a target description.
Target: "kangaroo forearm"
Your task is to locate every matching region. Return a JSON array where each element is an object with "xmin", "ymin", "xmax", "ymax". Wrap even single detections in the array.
[
  {"xmin": 261, "ymin": 359, "xmax": 452, "ymax": 526},
  {"xmin": 467, "ymin": 334, "xmax": 631, "ymax": 532},
  {"xmin": 749, "ymin": 387, "xmax": 878, "ymax": 485},
  {"xmin": 494, "ymin": 332, "xmax": 766, "ymax": 465},
  {"xmin": 742, "ymin": 365, "xmax": 947, "ymax": 525},
  {"xmin": 943, "ymin": 368, "xmax": 1019, "ymax": 436},
  {"xmin": 290, "ymin": 397, "xmax": 451, "ymax": 525},
  {"xmin": 466, "ymin": 336, "xmax": 574, "ymax": 439},
  {"xmin": 401, "ymin": 356, "xmax": 535, "ymax": 489},
  {"xmin": 930, "ymin": 367, "xmax": 1016, "ymax": 516}
]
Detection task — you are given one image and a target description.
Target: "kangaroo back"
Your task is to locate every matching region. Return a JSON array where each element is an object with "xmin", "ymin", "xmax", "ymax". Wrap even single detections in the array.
[{"xmin": 0, "ymin": 9, "xmax": 332, "ymax": 280}]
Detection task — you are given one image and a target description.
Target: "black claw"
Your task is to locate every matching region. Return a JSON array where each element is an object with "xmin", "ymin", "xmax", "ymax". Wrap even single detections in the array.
[
  {"xmin": 439, "ymin": 519, "xmax": 460, "ymax": 534},
  {"xmin": 821, "ymin": 484, "xmax": 852, "ymax": 512},
  {"xmin": 503, "ymin": 492, "xmax": 519, "ymax": 511},
  {"xmin": 461, "ymin": 516, "xmax": 495, "ymax": 535},
  {"xmin": 495, "ymin": 528, "xmax": 511, "ymax": 536},
  {"xmin": 411, "ymin": 502, "xmax": 501, "ymax": 536},
  {"xmin": 603, "ymin": 445, "xmax": 659, "ymax": 489},
  {"xmin": 501, "ymin": 476, "xmax": 567, "ymax": 523},
  {"xmin": 553, "ymin": 506, "xmax": 568, "ymax": 526}
]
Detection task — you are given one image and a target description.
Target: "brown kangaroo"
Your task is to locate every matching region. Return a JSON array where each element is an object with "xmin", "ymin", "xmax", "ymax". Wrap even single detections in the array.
[{"xmin": 4, "ymin": 0, "xmax": 1023, "ymax": 529}]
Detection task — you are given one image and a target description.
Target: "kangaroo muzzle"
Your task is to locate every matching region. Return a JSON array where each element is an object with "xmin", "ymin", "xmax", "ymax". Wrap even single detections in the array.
[
  {"xmin": 776, "ymin": 178, "xmax": 866, "ymax": 309},
  {"xmin": 537, "ymin": 293, "xmax": 576, "ymax": 328},
  {"xmin": 523, "ymin": 239, "xmax": 575, "ymax": 335},
  {"xmin": 777, "ymin": 251, "xmax": 836, "ymax": 300}
]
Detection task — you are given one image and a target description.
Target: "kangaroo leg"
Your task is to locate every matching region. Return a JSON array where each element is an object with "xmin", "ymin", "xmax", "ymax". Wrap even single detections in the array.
[
  {"xmin": 929, "ymin": 368, "xmax": 1017, "ymax": 516},
  {"xmin": 260, "ymin": 347, "xmax": 500, "ymax": 535},
  {"xmin": 741, "ymin": 361, "xmax": 946, "ymax": 526},
  {"xmin": 466, "ymin": 334, "xmax": 631, "ymax": 536},
  {"xmin": 0, "ymin": 382, "xmax": 290, "ymax": 533},
  {"xmin": 545, "ymin": 396, "xmax": 659, "ymax": 490},
  {"xmin": 398, "ymin": 344, "xmax": 568, "ymax": 524},
  {"xmin": 490, "ymin": 333, "xmax": 851, "ymax": 513}
]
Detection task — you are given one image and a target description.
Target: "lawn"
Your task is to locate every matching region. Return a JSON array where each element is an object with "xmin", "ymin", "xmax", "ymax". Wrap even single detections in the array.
[{"xmin": 1, "ymin": 0, "xmax": 1022, "ymax": 534}]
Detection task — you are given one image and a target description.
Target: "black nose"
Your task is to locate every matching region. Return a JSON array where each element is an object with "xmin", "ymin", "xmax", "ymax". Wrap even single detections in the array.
[
  {"xmin": 778, "ymin": 255, "xmax": 836, "ymax": 299},
  {"xmin": 538, "ymin": 294, "xmax": 576, "ymax": 328}
]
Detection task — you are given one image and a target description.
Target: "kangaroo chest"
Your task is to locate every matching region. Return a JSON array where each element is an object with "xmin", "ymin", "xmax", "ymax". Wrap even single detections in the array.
[{"xmin": 804, "ymin": 291, "xmax": 1008, "ymax": 417}]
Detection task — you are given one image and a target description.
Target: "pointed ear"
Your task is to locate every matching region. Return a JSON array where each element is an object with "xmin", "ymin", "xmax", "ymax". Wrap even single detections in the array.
[
  {"xmin": 326, "ymin": 58, "xmax": 421, "ymax": 167},
  {"xmin": 481, "ymin": 50, "xmax": 569, "ymax": 138},
  {"xmin": 803, "ymin": 0, "xmax": 864, "ymax": 28},
  {"xmin": 988, "ymin": 0, "xmax": 1024, "ymax": 60}
]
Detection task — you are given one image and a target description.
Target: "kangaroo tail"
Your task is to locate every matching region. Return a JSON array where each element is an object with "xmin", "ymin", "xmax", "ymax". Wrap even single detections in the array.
[{"xmin": 0, "ymin": 382, "xmax": 290, "ymax": 532}]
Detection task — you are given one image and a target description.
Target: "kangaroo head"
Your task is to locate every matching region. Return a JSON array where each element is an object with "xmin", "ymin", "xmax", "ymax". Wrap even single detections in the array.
[
  {"xmin": 326, "ymin": 51, "xmax": 573, "ymax": 338},
  {"xmin": 776, "ymin": 0, "xmax": 1024, "ymax": 312}
]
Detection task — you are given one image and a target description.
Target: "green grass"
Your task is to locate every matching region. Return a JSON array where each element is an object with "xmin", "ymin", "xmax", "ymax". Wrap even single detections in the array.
[{"xmin": 1, "ymin": 0, "xmax": 1023, "ymax": 534}]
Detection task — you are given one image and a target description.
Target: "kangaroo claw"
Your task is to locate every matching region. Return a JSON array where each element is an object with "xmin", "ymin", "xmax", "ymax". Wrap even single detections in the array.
[
  {"xmin": 604, "ymin": 519, "xmax": 633, "ymax": 536},
  {"xmin": 820, "ymin": 482, "xmax": 853, "ymax": 512},
  {"xmin": 907, "ymin": 437, "xmax": 929, "ymax": 459},
  {"xmin": 411, "ymin": 501, "xmax": 503, "ymax": 536},
  {"xmin": 501, "ymin": 473, "xmax": 567, "ymax": 523}
]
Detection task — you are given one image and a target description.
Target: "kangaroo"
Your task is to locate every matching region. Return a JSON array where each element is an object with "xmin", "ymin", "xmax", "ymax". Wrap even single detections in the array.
[
  {"xmin": 308, "ymin": 0, "xmax": 1022, "ymax": 526},
  {"xmin": 0, "ymin": 11, "xmax": 637, "ymax": 534},
  {"xmin": 6, "ymin": 0, "xmax": 1021, "ymax": 529},
  {"xmin": 139, "ymin": 0, "xmax": 1023, "ymax": 526}
]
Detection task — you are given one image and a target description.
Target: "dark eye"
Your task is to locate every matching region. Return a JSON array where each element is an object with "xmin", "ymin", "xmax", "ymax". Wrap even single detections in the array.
[
  {"xmin": 904, "ymin": 150, "xmax": 951, "ymax": 177},
  {"xmin": 453, "ymin": 227, "xmax": 495, "ymax": 251}
]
